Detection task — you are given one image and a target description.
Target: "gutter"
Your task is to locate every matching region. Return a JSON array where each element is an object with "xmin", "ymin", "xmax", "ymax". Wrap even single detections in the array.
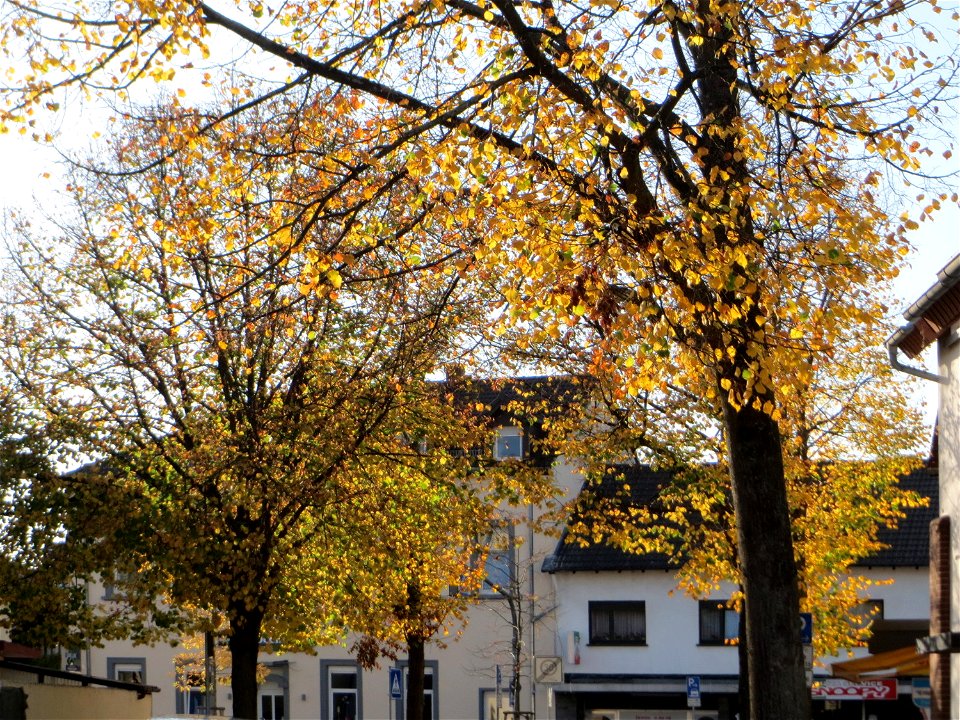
[{"xmin": 886, "ymin": 253, "xmax": 960, "ymax": 383}]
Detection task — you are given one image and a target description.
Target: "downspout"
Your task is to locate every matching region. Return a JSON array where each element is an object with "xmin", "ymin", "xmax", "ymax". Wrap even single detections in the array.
[
  {"xmin": 528, "ymin": 500, "xmax": 536, "ymax": 719},
  {"xmin": 887, "ymin": 253, "xmax": 960, "ymax": 384},
  {"xmin": 887, "ymin": 337, "xmax": 948, "ymax": 384}
]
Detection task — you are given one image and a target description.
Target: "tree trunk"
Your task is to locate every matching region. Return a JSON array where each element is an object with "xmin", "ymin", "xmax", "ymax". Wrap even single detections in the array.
[
  {"xmin": 404, "ymin": 582, "xmax": 426, "ymax": 720},
  {"xmin": 737, "ymin": 599, "xmax": 749, "ymax": 720},
  {"xmin": 228, "ymin": 608, "xmax": 264, "ymax": 720},
  {"xmin": 723, "ymin": 401, "xmax": 809, "ymax": 720},
  {"xmin": 509, "ymin": 590, "xmax": 522, "ymax": 713},
  {"xmin": 405, "ymin": 632, "xmax": 426, "ymax": 720}
]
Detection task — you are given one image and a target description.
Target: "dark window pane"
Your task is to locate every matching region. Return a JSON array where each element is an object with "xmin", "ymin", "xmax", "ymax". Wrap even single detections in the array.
[
  {"xmin": 700, "ymin": 603, "xmax": 724, "ymax": 644},
  {"xmin": 331, "ymin": 671, "xmax": 357, "ymax": 689},
  {"xmin": 187, "ymin": 689, "xmax": 204, "ymax": 714},
  {"xmin": 699, "ymin": 600, "xmax": 739, "ymax": 645},
  {"xmin": 589, "ymin": 602, "xmax": 645, "ymax": 644},
  {"xmin": 333, "ymin": 692, "xmax": 357, "ymax": 720}
]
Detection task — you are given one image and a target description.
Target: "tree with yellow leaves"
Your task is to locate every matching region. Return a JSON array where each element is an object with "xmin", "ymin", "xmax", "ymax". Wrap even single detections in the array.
[
  {"xmin": 3, "ymin": 0, "xmax": 956, "ymax": 715},
  {"xmin": 0, "ymin": 94, "xmax": 523, "ymax": 720},
  {"xmin": 544, "ymin": 261, "xmax": 930, "ymax": 710}
]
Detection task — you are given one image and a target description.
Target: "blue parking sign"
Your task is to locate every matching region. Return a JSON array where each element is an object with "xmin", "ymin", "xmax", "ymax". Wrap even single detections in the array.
[
  {"xmin": 687, "ymin": 675, "xmax": 701, "ymax": 700},
  {"xmin": 800, "ymin": 613, "xmax": 813, "ymax": 645}
]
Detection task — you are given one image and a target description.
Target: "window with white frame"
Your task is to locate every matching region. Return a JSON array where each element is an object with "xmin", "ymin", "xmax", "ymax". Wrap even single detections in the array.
[
  {"xmin": 588, "ymin": 601, "xmax": 647, "ymax": 645},
  {"xmin": 493, "ymin": 426, "xmax": 524, "ymax": 460},
  {"xmin": 107, "ymin": 657, "xmax": 145, "ymax": 684},
  {"xmin": 102, "ymin": 571, "xmax": 133, "ymax": 600},
  {"xmin": 260, "ymin": 691, "xmax": 285, "ymax": 720},
  {"xmin": 175, "ymin": 658, "xmax": 207, "ymax": 715},
  {"xmin": 699, "ymin": 600, "xmax": 740, "ymax": 645},
  {"xmin": 321, "ymin": 662, "xmax": 361, "ymax": 720},
  {"xmin": 450, "ymin": 524, "xmax": 514, "ymax": 597}
]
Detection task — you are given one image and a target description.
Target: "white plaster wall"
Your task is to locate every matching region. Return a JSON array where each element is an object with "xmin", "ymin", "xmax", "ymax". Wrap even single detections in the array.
[
  {"xmin": 550, "ymin": 566, "xmax": 929, "ymax": 679},
  {"xmin": 853, "ymin": 567, "xmax": 930, "ymax": 618},
  {"xmin": 549, "ymin": 571, "xmax": 740, "ymax": 676},
  {"xmin": 938, "ymin": 327, "xmax": 960, "ymax": 720}
]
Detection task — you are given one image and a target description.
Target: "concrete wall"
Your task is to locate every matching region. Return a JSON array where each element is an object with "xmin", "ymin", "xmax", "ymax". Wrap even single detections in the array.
[
  {"xmin": 938, "ymin": 327, "xmax": 960, "ymax": 720},
  {"xmin": 17, "ymin": 684, "xmax": 152, "ymax": 720},
  {"xmin": 548, "ymin": 570, "xmax": 739, "ymax": 677}
]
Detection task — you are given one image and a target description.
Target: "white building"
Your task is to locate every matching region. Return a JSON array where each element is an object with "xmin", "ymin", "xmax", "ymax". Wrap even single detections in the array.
[
  {"xmin": 71, "ymin": 377, "xmax": 583, "ymax": 720},
  {"xmin": 62, "ymin": 377, "xmax": 936, "ymax": 720},
  {"xmin": 888, "ymin": 252, "xmax": 960, "ymax": 720},
  {"xmin": 542, "ymin": 464, "xmax": 935, "ymax": 720}
]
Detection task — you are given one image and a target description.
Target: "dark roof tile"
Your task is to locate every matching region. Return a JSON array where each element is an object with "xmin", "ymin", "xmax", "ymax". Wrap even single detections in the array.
[
  {"xmin": 854, "ymin": 465, "xmax": 939, "ymax": 568},
  {"xmin": 544, "ymin": 464, "xmax": 938, "ymax": 573},
  {"xmin": 542, "ymin": 464, "xmax": 677, "ymax": 573}
]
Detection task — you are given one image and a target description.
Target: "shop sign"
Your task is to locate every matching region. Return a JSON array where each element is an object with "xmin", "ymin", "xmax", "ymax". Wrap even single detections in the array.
[{"xmin": 812, "ymin": 678, "xmax": 897, "ymax": 701}]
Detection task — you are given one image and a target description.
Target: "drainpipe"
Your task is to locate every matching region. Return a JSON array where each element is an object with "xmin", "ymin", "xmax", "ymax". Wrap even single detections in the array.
[
  {"xmin": 528, "ymin": 501, "xmax": 536, "ymax": 720},
  {"xmin": 886, "ymin": 253, "xmax": 960, "ymax": 384},
  {"xmin": 887, "ymin": 339, "xmax": 947, "ymax": 384}
]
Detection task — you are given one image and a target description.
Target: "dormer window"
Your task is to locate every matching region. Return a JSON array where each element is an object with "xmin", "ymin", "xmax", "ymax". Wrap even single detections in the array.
[{"xmin": 494, "ymin": 426, "xmax": 524, "ymax": 460}]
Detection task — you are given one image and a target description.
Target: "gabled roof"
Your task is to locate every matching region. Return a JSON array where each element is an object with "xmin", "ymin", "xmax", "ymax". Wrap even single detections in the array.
[
  {"xmin": 854, "ymin": 465, "xmax": 939, "ymax": 568},
  {"xmin": 460, "ymin": 374, "xmax": 584, "ymax": 424},
  {"xmin": 542, "ymin": 464, "xmax": 677, "ymax": 573},
  {"xmin": 543, "ymin": 464, "xmax": 938, "ymax": 573}
]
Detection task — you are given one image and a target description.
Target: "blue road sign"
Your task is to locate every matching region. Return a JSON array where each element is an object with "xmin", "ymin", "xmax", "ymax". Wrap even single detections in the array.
[
  {"xmin": 389, "ymin": 667, "xmax": 403, "ymax": 700},
  {"xmin": 687, "ymin": 675, "xmax": 701, "ymax": 700},
  {"xmin": 800, "ymin": 613, "xmax": 813, "ymax": 644}
]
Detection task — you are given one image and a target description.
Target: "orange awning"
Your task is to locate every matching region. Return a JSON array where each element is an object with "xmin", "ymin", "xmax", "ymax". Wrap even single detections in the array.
[{"xmin": 832, "ymin": 646, "xmax": 928, "ymax": 680}]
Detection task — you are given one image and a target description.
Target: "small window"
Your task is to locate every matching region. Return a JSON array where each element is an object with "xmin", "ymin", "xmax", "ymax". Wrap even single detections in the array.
[
  {"xmin": 450, "ymin": 524, "xmax": 514, "ymax": 597},
  {"xmin": 102, "ymin": 571, "xmax": 132, "ymax": 601},
  {"xmin": 260, "ymin": 691, "xmax": 285, "ymax": 720},
  {"xmin": 699, "ymin": 600, "xmax": 739, "ymax": 645},
  {"xmin": 396, "ymin": 662, "xmax": 438, "ymax": 720},
  {"xmin": 588, "ymin": 601, "xmax": 646, "ymax": 645},
  {"xmin": 175, "ymin": 658, "xmax": 207, "ymax": 715},
  {"xmin": 108, "ymin": 657, "xmax": 146, "ymax": 685},
  {"xmin": 494, "ymin": 427, "xmax": 524, "ymax": 460}
]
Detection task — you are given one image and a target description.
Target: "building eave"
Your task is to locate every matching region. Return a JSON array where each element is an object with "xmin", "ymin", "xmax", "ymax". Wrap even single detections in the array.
[{"xmin": 887, "ymin": 253, "xmax": 960, "ymax": 359}]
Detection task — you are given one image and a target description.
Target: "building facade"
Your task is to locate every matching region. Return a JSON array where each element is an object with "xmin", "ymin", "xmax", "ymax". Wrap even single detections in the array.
[
  {"xmin": 61, "ymin": 375, "xmax": 937, "ymax": 720},
  {"xmin": 542, "ymin": 465, "xmax": 936, "ymax": 720},
  {"xmin": 888, "ymin": 252, "xmax": 960, "ymax": 720}
]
